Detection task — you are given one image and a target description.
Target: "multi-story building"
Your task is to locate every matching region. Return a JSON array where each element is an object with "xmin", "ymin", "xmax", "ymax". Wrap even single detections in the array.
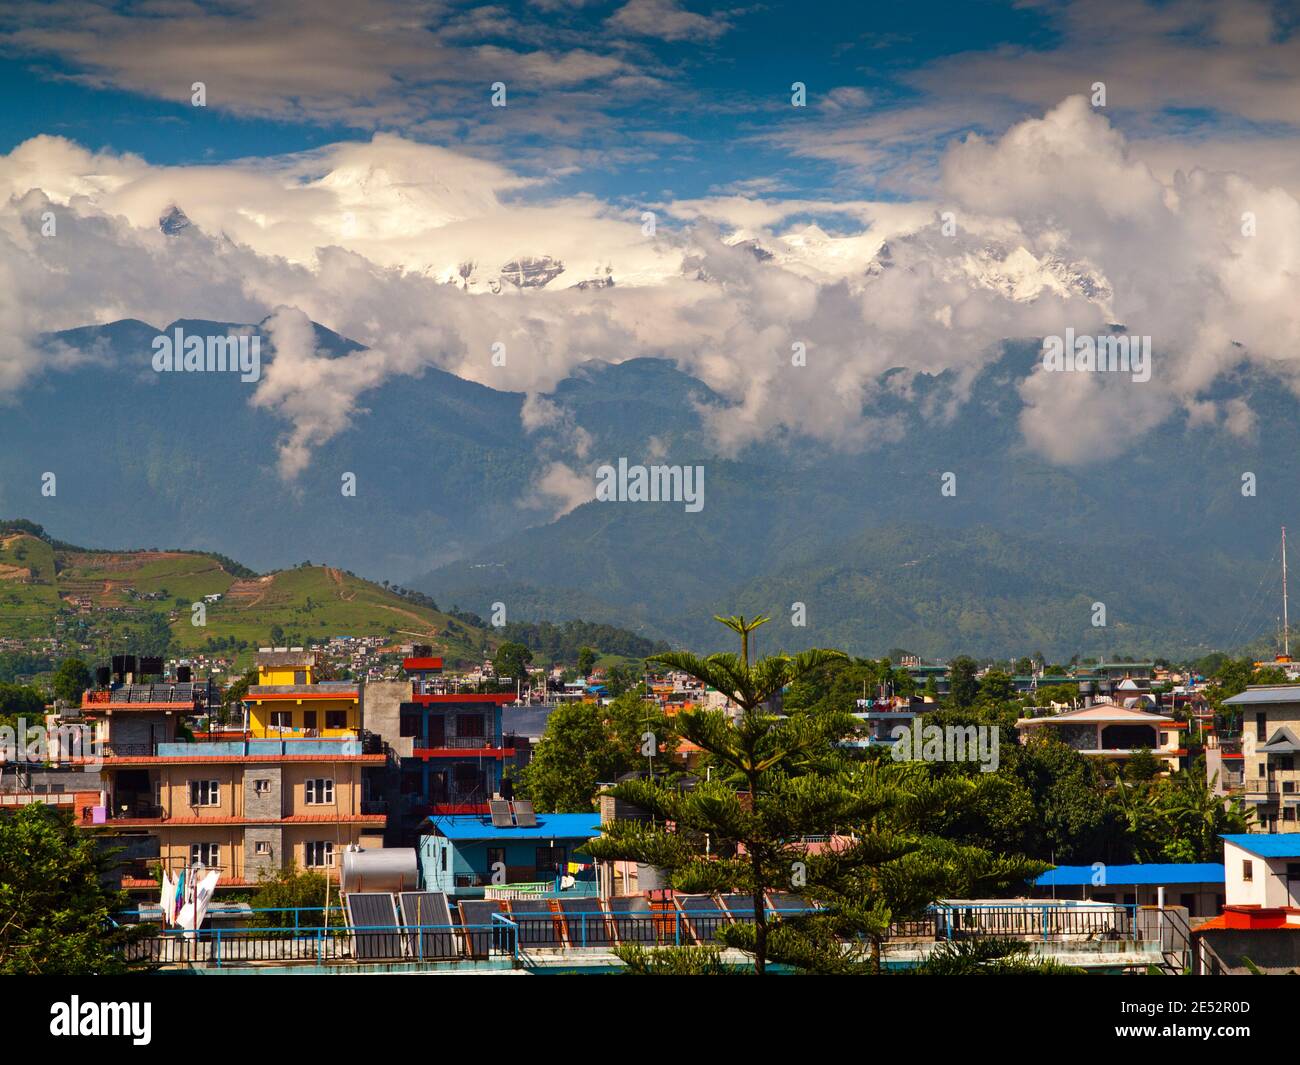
[
  {"xmin": 81, "ymin": 657, "xmax": 386, "ymax": 891},
  {"xmin": 1224, "ymin": 685, "xmax": 1300, "ymax": 833},
  {"xmin": 246, "ymin": 649, "xmax": 360, "ymax": 737},
  {"xmin": 359, "ymin": 657, "xmax": 518, "ymax": 841}
]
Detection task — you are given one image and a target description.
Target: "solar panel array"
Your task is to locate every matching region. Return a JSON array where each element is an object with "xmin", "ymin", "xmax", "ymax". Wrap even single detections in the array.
[
  {"xmin": 458, "ymin": 900, "xmax": 504, "ymax": 957},
  {"xmin": 488, "ymin": 800, "xmax": 513, "ymax": 828},
  {"xmin": 399, "ymin": 891, "xmax": 457, "ymax": 959},
  {"xmin": 607, "ymin": 894, "xmax": 657, "ymax": 943},
  {"xmin": 507, "ymin": 899, "xmax": 561, "ymax": 946},
  {"xmin": 511, "ymin": 799, "xmax": 537, "ymax": 827},
  {"xmin": 676, "ymin": 894, "xmax": 726, "ymax": 943},
  {"xmin": 719, "ymin": 894, "xmax": 757, "ymax": 923},
  {"xmin": 346, "ymin": 892, "xmax": 403, "ymax": 959},
  {"xmin": 558, "ymin": 898, "xmax": 610, "ymax": 946}
]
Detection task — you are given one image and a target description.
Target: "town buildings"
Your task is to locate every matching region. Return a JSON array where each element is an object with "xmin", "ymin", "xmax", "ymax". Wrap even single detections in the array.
[{"xmin": 79, "ymin": 650, "xmax": 386, "ymax": 889}]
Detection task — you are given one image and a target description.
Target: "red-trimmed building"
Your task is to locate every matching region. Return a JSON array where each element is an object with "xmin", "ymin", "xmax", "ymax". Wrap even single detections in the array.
[
  {"xmin": 398, "ymin": 657, "xmax": 516, "ymax": 822},
  {"xmin": 79, "ymin": 670, "xmax": 386, "ymax": 892}
]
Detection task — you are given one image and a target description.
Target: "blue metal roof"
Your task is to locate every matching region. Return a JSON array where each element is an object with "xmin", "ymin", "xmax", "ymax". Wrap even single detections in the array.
[
  {"xmin": 424, "ymin": 813, "xmax": 602, "ymax": 841},
  {"xmin": 1221, "ymin": 833, "xmax": 1300, "ymax": 858},
  {"xmin": 1034, "ymin": 863, "xmax": 1224, "ymax": 887}
]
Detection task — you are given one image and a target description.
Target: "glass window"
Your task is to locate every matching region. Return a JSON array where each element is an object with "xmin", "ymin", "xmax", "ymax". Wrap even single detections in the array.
[
  {"xmin": 305, "ymin": 778, "xmax": 334, "ymax": 805},
  {"xmin": 188, "ymin": 779, "xmax": 219, "ymax": 806}
]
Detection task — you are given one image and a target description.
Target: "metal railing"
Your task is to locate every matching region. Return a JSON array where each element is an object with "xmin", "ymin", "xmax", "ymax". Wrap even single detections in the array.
[
  {"xmin": 124, "ymin": 922, "xmax": 518, "ymax": 968},
  {"xmin": 114, "ymin": 903, "xmax": 1162, "ymax": 968},
  {"xmin": 930, "ymin": 904, "xmax": 1139, "ymax": 942}
]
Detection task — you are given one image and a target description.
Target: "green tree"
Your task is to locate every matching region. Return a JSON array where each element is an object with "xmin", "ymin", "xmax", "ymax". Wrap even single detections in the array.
[
  {"xmin": 0, "ymin": 805, "xmax": 144, "ymax": 973},
  {"xmin": 584, "ymin": 614, "xmax": 848, "ymax": 974},
  {"xmin": 948, "ymin": 656, "xmax": 979, "ymax": 709},
  {"xmin": 521, "ymin": 692, "xmax": 677, "ymax": 811},
  {"xmin": 51, "ymin": 657, "xmax": 91, "ymax": 706},
  {"xmin": 577, "ymin": 646, "xmax": 598, "ymax": 676},
  {"xmin": 249, "ymin": 866, "xmax": 342, "ymax": 927},
  {"xmin": 493, "ymin": 641, "xmax": 534, "ymax": 685}
]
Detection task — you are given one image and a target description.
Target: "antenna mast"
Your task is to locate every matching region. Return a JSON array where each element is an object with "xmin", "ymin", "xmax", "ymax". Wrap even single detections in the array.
[{"xmin": 1284, "ymin": 526, "xmax": 1290, "ymax": 658}]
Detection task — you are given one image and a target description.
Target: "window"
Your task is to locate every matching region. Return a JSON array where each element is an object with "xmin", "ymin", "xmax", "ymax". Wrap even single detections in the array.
[
  {"xmin": 305, "ymin": 778, "xmax": 334, "ymax": 805},
  {"xmin": 253, "ymin": 778, "xmax": 271, "ymax": 795},
  {"xmin": 1243, "ymin": 860, "xmax": 1254, "ymax": 881},
  {"xmin": 1180, "ymin": 893, "xmax": 1195, "ymax": 916},
  {"xmin": 535, "ymin": 846, "xmax": 565, "ymax": 873},
  {"xmin": 188, "ymin": 779, "xmax": 220, "ymax": 806},
  {"xmin": 1286, "ymin": 808, "xmax": 1296, "ymax": 822},
  {"xmin": 441, "ymin": 847, "xmax": 447, "ymax": 872},
  {"xmin": 458, "ymin": 713, "xmax": 485, "ymax": 739},
  {"xmin": 305, "ymin": 840, "xmax": 334, "ymax": 868},
  {"xmin": 325, "ymin": 710, "xmax": 348, "ymax": 730},
  {"xmin": 294, "ymin": 670, "xmax": 307, "ymax": 684},
  {"xmin": 302, "ymin": 710, "xmax": 317, "ymax": 730},
  {"xmin": 1287, "ymin": 863, "xmax": 1300, "ymax": 882},
  {"xmin": 189, "ymin": 843, "xmax": 220, "ymax": 868},
  {"xmin": 271, "ymin": 710, "xmax": 292, "ymax": 729},
  {"xmin": 1257, "ymin": 712, "xmax": 1268, "ymax": 738},
  {"xmin": 400, "ymin": 714, "xmax": 421, "ymax": 738},
  {"xmin": 255, "ymin": 840, "xmax": 272, "ymax": 856}
]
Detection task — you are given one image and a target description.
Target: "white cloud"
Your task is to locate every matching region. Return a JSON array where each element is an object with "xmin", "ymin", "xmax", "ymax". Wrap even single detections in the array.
[{"xmin": 4, "ymin": 96, "xmax": 1300, "ymax": 477}]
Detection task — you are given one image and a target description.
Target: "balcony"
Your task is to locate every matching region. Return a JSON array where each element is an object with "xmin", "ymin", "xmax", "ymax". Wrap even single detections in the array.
[
  {"xmin": 412, "ymin": 735, "xmax": 514, "ymax": 759},
  {"xmin": 1243, "ymin": 777, "xmax": 1299, "ymax": 801}
]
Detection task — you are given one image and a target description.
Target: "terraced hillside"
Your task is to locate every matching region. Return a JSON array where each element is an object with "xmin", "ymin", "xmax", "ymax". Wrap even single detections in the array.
[{"xmin": 0, "ymin": 525, "xmax": 497, "ymax": 663}]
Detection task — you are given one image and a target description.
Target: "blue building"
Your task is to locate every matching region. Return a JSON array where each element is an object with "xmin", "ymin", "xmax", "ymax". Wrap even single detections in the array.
[
  {"xmin": 399, "ymin": 657, "xmax": 517, "ymax": 817},
  {"xmin": 1031, "ymin": 863, "xmax": 1225, "ymax": 917},
  {"xmin": 419, "ymin": 812, "xmax": 602, "ymax": 898}
]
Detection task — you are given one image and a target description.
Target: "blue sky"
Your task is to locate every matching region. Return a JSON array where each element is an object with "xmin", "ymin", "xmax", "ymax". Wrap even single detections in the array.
[{"xmin": 0, "ymin": 0, "xmax": 1213, "ymax": 207}]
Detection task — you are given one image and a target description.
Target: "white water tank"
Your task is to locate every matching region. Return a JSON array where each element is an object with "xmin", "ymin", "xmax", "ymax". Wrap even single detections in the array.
[{"xmin": 340, "ymin": 847, "xmax": 418, "ymax": 894}]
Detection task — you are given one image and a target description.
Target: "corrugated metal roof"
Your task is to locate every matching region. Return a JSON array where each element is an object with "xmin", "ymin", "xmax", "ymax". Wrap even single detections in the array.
[
  {"xmin": 425, "ymin": 812, "xmax": 601, "ymax": 841},
  {"xmin": 1223, "ymin": 685, "xmax": 1300, "ymax": 705},
  {"xmin": 1034, "ymin": 863, "xmax": 1224, "ymax": 887},
  {"xmin": 1221, "ymin": 833, "xmax": 1300, "ymax": 858}
]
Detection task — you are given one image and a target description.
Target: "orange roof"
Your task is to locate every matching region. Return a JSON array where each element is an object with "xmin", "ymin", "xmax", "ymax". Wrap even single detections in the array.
[
  {"xmin": 83, "ymin": 813, "xmax": 386, "ymax": 828},
  {"xmin": 84, "ymin": 753, "xmax": 385, "ymax": 766}
]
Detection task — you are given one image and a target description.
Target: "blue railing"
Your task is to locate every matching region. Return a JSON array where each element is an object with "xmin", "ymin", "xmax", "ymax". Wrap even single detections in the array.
[{"xmin": 126, "ymin": 922, "xmax": 518, "ymax": 968}]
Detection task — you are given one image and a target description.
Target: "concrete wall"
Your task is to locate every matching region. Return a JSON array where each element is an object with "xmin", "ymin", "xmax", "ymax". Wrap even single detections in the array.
[
  {"xmin": 1223, "ymin": 842, "xmax": 1298, "ymax": 907},
  {"xmin": 360, "ymin": 681, "xmax": 410, "ymax": 754},
  {"xmin": 244, "ymin": 825, "xmax": 282, "ymax": 879},
  {"xmin": 244, "ymin": 765, "xmax": 282, "ymax": 820}
]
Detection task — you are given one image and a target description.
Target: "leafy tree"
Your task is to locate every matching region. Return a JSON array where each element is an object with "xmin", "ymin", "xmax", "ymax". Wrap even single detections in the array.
[
  {"xmin": 492, "ymin": 641, "xmax": 534, "ymax": 684},
  {"xmin": 604, "ymin": 662, "xmax": 641, "ymax": 697},
  {"xmin": 51, "ymin": 657, "xmax": 91, "ymax": 705},
  {"xmin": 249, "ymin": 866, "xmax": 342, "ymax": 927},
  {"xmin": 948, "ymin": 656, "xmax": 979, "ymax": 709},
  {"xmin": 978, "ymin": 669, "xmax": 1014, "ymax": 704},
  {"xmin": 521, "ymin": 692, "xmax": 677, "ymax": 811},
  {"xmin": 585, "ymin": 614, "xmax": 849, "ymax": 973},
  {"xmin": 577, "ymin": 646, "xmax": 598, "ymax": 677},
  {"xmin": 0, "ymin": 805, "xmax": 144, "ymax": 973}
]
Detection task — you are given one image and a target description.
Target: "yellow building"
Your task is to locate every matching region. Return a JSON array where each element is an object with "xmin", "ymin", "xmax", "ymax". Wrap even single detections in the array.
[
  {"xmin": 79, "ymin": 673, "xmax": 386, "ymax": 891},
  {"xmin": 247, "ymin": 649, "xmax": 360, "ymax": 738}
]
